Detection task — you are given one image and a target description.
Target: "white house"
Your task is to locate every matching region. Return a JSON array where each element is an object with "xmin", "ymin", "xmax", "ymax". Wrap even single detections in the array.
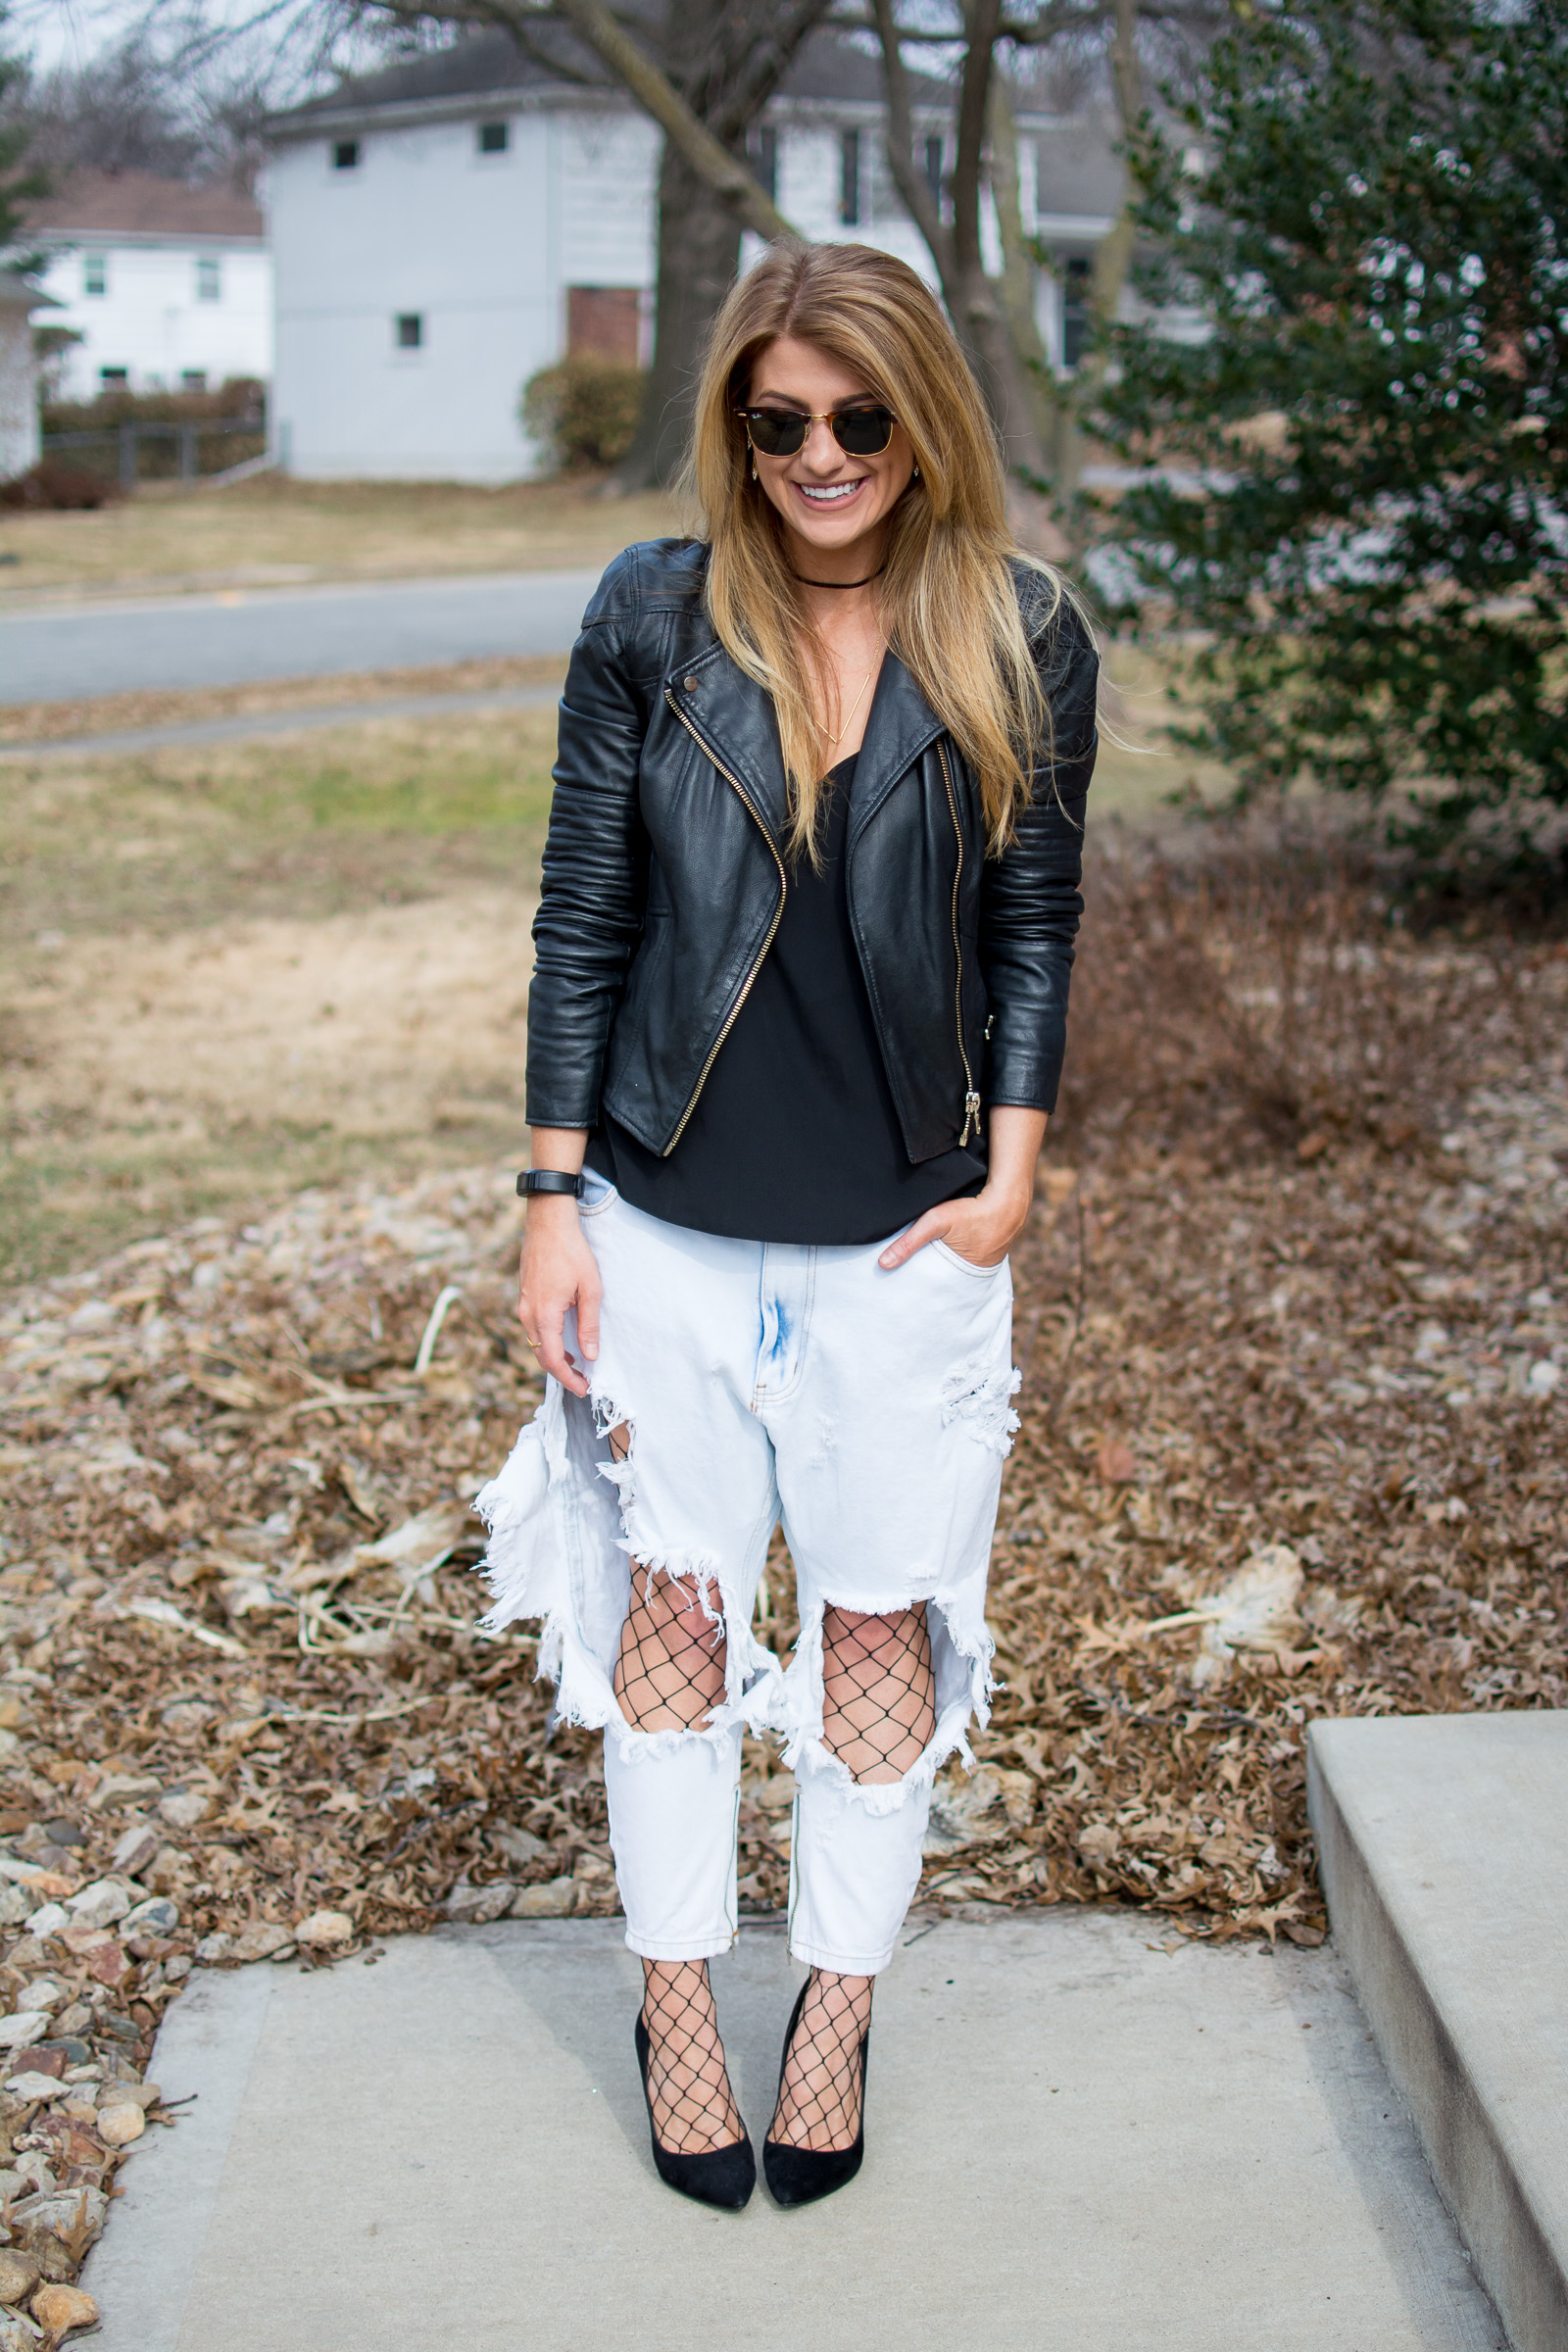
[
  {"xmin": 264, "ymin": 29, "xmax": 1122, "ymax": 483},
  {"xmin": 0, "ymin": 271, "xmax": 61, "ymax": 477},
  {"xmin": 24, "ymin": 171, "xmax": 272, "ymax": 401}
]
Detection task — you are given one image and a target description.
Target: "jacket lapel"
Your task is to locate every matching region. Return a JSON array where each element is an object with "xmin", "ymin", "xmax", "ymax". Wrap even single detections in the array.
[
  {"xmin": 665, "ymin": 642, "xmax": 792, "ymax": 843},
  {"xmin": 848, "ymin": 651, "xmax": 946, "ymax": 844},
  {"xmin": 668, "ymin": 641, "xmax": 946, "ymax": 848}
]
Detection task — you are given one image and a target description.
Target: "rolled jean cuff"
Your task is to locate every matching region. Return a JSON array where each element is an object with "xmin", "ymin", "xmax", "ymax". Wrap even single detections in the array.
[
  {"xmin": 786, "ymin": 1763, "xmax": 932, "ymax": 1978},
  {"xmin": 605, "ymin": 1721, "xmax": 742, "ymax": 1961}
]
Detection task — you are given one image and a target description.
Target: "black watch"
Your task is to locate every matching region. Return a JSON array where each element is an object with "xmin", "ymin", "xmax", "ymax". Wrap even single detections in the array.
[{"xmin": 516, "ymin": 1169, "xmax": 585, "ymax": 1199}]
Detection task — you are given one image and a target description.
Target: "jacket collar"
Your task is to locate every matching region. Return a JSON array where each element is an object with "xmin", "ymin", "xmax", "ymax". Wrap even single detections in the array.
[{"xmin": 667, "ymin": 640, "xmax": 946, "ymax": 848}]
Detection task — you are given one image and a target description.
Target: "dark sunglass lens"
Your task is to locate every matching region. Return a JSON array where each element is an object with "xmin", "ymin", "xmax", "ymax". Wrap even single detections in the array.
[
  {"xmin": 746, "ymin": 409, "xmax": 808, "ymax": 458},
  {"xmin": 833, "ymin": 407, "xmax": 895, "ymax": 456}
]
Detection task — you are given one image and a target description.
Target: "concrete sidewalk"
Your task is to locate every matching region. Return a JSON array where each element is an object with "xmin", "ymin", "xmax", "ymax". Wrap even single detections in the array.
[{"xmin": 83, "ymin": 1908, "xmax": 1504, "ymax": 2352}]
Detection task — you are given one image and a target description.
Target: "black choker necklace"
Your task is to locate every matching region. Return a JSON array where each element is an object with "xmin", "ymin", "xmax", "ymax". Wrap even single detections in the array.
[{"xmin": 792, "ymin": 564, "xmax": 886, "ymax": 590}]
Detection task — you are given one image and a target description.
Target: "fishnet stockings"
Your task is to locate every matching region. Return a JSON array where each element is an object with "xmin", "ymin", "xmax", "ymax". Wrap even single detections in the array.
[
  {"xmin": 613, "ymin": 1567, "xmax": 728, "ymax": 1733},
  {"xmin": 769, "ymin": 1968, "xmax": 874, "ymax": 2151},
  {"xmin": 641, "ymin": 1959, "xmax": 743, "ymax": 2152},
  {"xmin": 820, "ymin": 1603, "xmax": 935, "ymax": 1783}
]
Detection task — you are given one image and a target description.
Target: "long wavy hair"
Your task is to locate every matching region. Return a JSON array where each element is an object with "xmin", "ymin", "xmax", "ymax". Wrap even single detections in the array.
[{"xmin": 683, "ymin": 239, "xmax": 1065, "ymax": 860}]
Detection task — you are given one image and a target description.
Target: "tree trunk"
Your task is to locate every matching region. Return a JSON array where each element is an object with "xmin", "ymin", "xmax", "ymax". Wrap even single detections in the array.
[{"xmin": 606, "ymin": 139, "xmax": 742, "ymax": 493}]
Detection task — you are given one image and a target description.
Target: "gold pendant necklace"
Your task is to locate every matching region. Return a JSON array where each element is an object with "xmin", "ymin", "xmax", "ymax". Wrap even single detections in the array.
[{"xmin": 819, "ymin": 649, "xmax": 880, "ymax": 751}]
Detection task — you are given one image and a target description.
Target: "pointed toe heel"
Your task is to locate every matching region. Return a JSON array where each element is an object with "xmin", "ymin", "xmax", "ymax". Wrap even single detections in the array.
[
  {"xmin": 762, "ymin": 1981, "xmax": 870, "ymax": 2209},
  {"xmin": 635, "ymin": 2015, "xmax": 757, "ymax": 2211}
]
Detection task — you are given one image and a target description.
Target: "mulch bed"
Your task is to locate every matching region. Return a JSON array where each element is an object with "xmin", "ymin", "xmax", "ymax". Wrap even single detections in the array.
[{"xmin": 0, "ymin": 831, "xmax": 1562, "ymax": 2324}]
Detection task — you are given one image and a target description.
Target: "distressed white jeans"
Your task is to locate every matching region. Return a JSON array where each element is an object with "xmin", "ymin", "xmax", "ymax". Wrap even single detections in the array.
[{"xmin": 475, "ymin": 1172, "xmax": 1017, "ymax": 1976}]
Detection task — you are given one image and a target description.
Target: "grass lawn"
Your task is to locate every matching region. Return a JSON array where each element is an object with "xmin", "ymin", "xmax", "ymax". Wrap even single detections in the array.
[
  {"xmin": 0, "ymin": 621, "xmax": 1219, "ymax": 1285},
  {"xmin": 0, "ymin": 471, "xmax": 681, "ymax": 602}
]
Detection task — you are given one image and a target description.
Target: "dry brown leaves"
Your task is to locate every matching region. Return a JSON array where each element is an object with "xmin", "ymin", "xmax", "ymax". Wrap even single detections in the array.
[{"xmin": 0, "ymin": 831, "xmax": 1563, "ymax": 2296}]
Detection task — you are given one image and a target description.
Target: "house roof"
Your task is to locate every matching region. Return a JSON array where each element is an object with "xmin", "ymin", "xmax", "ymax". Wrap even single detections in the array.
[
  {"xmin": 22, "ymin": 170, "xmax": 265, "ymax": 242},
  {"xmin": 265, "ymin": 24, "xmax": 951, "ymax": 133}
]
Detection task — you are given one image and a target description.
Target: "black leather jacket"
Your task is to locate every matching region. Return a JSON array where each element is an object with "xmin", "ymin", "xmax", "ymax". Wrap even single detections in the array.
[{"xmin": 526, "ymin": 538, "xmax": 1098, "ymax": 1164}]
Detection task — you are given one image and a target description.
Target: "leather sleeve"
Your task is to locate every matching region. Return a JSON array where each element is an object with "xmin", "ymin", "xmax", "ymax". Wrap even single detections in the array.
[
  {"xmin": 977, "ymin": 593, "xmax": 1100, "ymax": 1114},
  {"xmin": 524, "ymin": 553, "xmax": 653, "ymax": 1130}
]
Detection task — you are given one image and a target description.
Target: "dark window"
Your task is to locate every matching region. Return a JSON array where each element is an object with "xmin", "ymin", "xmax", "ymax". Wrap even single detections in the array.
[
  {"xmin": 100, "ymin": 366, "xmax": 128, "ymax": 385},
  {"xmin": 83, "ymin": 253, "xmax": 108, "ymax": 297},
  {"xmin": 749, "ymin": 123, "xmax": 777, "ymax": 203},
  {"xmin": 478, "ymin": 120, "xmax": 509, "ymax": 154},
  {"xmin": 839, "ymin": 127, "xmax": 860, "ymax": 227},
  {"xmin": 333, "ymin": 139, "xmax": 361, "ymax": 171},
  {"xmin": 1061, "ymin": 256, "xmax": 1092, "ymax": 369},
  {"xmin": 395, "ymin": 313, "xmax": 423, "ymax": 350},
  {"xmin": 195, "ymin": 255, "xmax": 221, "ymax": 302},
  {"xmin": 181, "ymin": 368, "xmax": 208, "ymax": 392},
  {"xmin": 924, "ymin": 134, "xmax": 944, "ymax": 213}
]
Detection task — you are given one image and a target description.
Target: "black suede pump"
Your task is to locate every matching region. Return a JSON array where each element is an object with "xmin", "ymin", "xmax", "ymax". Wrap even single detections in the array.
[
  {"xmin": 762, "ymin": 1980, "xmax": 870, "ymax": 2208},
  {"xmin": 634, "ymin": 2014, "xmax": 757, "ymax": 2210}
]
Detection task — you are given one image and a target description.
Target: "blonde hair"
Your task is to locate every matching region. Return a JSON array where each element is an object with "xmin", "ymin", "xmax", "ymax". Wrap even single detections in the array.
[{"xmin": 684, "ymin": 239, "xmax": 1065, "ymax": 860}]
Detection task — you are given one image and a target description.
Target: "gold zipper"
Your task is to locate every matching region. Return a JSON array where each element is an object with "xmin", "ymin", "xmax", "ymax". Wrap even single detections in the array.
[
  {"xmin": 938, "ymin": 742, "xmax": 982, "ymax": 1147},
  {"xmin": 663, "ymin": 688, "xmax": 787, "ymax": 1152}
]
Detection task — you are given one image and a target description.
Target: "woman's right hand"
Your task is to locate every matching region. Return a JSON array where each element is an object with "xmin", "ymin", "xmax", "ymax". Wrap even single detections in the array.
[{"xmin": 517, "ymin": 1197, "xmax": 601, "ymax": 1397}]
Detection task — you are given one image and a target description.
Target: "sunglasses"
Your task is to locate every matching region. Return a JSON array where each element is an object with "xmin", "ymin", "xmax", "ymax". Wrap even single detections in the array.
[{"xmin": 738, "ymin": 404, "xmax": 898, "ymax": 460}]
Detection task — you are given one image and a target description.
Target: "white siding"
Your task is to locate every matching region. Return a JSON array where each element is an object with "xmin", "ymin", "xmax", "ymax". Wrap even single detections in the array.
[
  {"xmin": 0, "ymin": 308, "xmax": 41, "ymax": 477},
  {"xmin": 33, "ymin": 239, "xmax": 272, "ymax": 400},
  {"xmin": 271, "ymin": 109, "xmax": 567, "ymax": 481},
  {"xmin": 557, "ymin": 110, "xmax": 659, "ymax": 289}
]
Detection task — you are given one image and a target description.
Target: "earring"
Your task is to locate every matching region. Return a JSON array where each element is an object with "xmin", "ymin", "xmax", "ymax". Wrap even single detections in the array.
[
  {"xmin": 911, "ymin": 463, "xmax": 921, "ymax": 481},
  {"xmin": 751, "ymin": 455, "xmax": 758, "ymax": 482}
]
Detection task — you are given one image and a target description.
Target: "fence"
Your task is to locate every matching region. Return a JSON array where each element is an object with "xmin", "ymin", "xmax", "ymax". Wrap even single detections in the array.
[{"xmin": 40, "ymin": 417, "xmax": 269, "ymax": 489}]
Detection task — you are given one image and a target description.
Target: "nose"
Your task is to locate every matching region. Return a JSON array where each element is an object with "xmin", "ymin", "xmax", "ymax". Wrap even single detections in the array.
[{"xmin": 799, "ymin": 416, "xmax": 847, "ymax": 471}]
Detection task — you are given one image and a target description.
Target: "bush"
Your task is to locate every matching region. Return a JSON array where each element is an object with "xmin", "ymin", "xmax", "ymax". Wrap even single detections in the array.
[
  {"xmin": 520, "ymin": 356, "xmax": 646, "ymax": 471},
  {"xmin": 1090, "ymin": 0, "xmax": 1568, "ymax": 859},
  {"xmin": 0, "ymin": 457, "xmax": 119, "ymax": 510},
  {"xmin": 41, "ymin": 376, "xmax": 266, "ymax": 435}
]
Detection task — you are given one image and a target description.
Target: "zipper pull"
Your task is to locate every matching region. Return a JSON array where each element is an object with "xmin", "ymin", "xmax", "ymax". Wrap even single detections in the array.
[{"xmin": 961, "ymin": 1091, "xmax": 981, "ymax": 1146}]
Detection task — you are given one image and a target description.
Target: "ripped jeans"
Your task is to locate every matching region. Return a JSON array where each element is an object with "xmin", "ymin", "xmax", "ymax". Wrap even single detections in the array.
[{"xmin": 475, "ymin": 1173, "xmax": 1018, "ymax": 1977}]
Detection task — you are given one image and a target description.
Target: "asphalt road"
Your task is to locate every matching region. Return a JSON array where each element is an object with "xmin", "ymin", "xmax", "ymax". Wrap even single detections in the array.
[{"xmin": 1, "ymin": 564, "xmax": 606, "ymax": 704}]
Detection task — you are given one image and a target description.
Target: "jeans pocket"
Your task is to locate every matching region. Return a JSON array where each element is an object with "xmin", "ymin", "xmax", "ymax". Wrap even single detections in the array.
[
  {"xmin": 578, "ymin": 1169, "xmax": 619, "ymax": 1217},
  {"xmin": 930, "ymin": 1237, "xmax": 1008, "ymax": 1280}
]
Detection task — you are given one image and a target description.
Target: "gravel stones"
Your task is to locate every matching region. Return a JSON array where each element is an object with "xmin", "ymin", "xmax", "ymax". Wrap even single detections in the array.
[
  {"xmin": 0, "ymin": 2015, "xmax": 48, "ymax": 2052},
  {"xmin": 120, "ymin": 1897, "xmax": 178, "ymax": 1936},
  {"xmin": 157, "ymin": 1790, "xmax": 209, "ymax": 1830},
  {"xmin": 442, "ymin": 1878, "xmax": 514, "ymax": 1925},
  {"xmin": 29, "ymin": 2283, "xmax": 99, "ymax": 2338},
  {"xmin": 294, "ymin": 1909, "xmax": 353, "ymax": 1949},
  {"xmin": 93, "ymin": 2099, "xmax": 145, "ymax": 2147},
  {"xmin": 62, "ymin": 1882, "xmax": 131, "ymax": 1932},
  {"xmin": 510, "ymin": 1877, "xmax": 575, "ymax": 1919},
  {"xmin": 228, "ymin": 1923, "xmax": 293, "ymax": 1963},
  {"xmin": 110, "ymin": 1825, "xmax": 160, "ymax": 1879},
  {"xmin": 0, "ymin": 2250, "xmax": 38, "ymax": 2304}
]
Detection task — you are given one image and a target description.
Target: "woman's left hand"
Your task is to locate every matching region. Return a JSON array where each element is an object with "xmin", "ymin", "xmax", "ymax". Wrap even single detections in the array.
[
  {"xmin": 878, "ymin": 1182, "xmax": 1032, "ymax": 1271},
  {"xmin": 877, "ymin": 1105, "xmax": 1051, "ymax": 1272}
]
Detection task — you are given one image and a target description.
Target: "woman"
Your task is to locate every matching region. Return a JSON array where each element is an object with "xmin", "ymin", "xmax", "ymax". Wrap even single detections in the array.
[{"xmin": 476, "ymin": 240, "xmax": 1098, "ymax": 2212}]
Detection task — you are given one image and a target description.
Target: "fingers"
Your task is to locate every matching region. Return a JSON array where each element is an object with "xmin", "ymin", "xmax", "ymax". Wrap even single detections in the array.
[
  {"xmin": 534, "ymin": 1294, "xmax": 587, "ymax": 1396},
  {"xmin": 576, "ymin": 1260, "xmax": 603, "ymax": 1364},
  {"xmin": 878, "ymin": 1209, "xmax": 949, "ymax": 1271}
]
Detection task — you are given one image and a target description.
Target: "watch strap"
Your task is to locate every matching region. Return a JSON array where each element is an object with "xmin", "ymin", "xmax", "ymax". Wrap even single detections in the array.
[{"xmin": 516, "ymin": 1169, "xmax": 585, "ymax": 1199}]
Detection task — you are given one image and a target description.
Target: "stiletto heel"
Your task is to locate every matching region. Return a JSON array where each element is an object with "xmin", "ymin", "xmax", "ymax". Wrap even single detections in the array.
[
  {"xmin": 634, "ymin": 2014, "xmax": 756, "ymax": 2210},
  {"xmin": 762, "ymin": 1980, "xmax": 870, "ymax": 2207}
]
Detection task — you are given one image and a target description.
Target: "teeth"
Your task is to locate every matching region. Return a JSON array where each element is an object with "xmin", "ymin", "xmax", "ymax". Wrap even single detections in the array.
[{"xmin": 799, "ymin": 482, "xmax": 862, "ymax": 501}]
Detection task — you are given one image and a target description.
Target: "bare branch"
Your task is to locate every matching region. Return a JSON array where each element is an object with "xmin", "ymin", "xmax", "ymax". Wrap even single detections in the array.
[{"xmin": 870, "ymin": 0, "xmax": 952, "ymax": 275}]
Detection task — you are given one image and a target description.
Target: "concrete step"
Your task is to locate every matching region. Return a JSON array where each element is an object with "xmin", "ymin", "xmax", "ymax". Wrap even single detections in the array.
[
  {"xmin": 82, "ymin": 1908, "xmax": 1503, "ymax": 2352},
  {"xmin": 1309, "ymin": 1709, "xmax": 1568, "ymax": 2352}
]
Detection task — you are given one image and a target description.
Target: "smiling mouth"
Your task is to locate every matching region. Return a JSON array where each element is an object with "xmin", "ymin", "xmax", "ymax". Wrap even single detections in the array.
[{"xmin": 794, "ymin": 479, "xmax": 867, "ymax": 505}]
